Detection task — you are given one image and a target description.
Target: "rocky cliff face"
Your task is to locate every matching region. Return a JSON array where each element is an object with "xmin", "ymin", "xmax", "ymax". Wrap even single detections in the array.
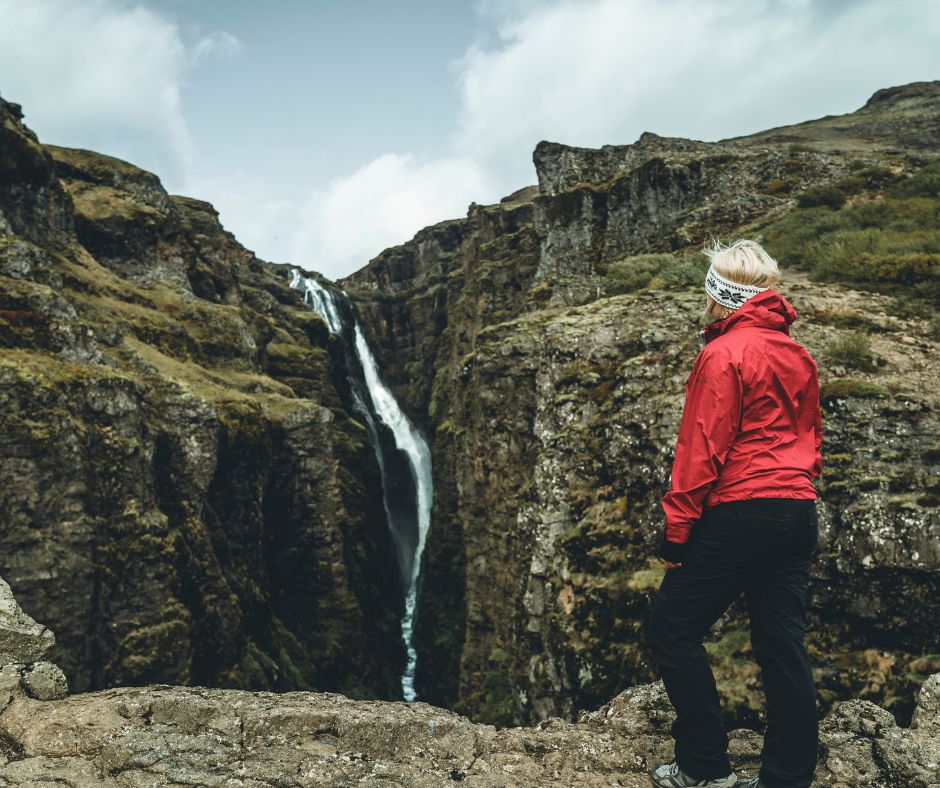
[
  {"xmin": 338, "ymin": 81, "xmax": 940, "ymax": 726},
  {"xmin": 0, "ymin": 575, "xmax": 938, "ymax": 786},
  {"xmin": 3, "ymin": 74, "xmax": 939, "ymax": 768},
  {"xmin": 0, "ymin": 94, "xmax": 405, "ymax": 698}
]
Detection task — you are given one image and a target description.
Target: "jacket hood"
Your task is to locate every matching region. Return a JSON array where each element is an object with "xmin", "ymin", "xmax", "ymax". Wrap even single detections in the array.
[{"xmin": 701, "ymin": 289, "xmax": 797, "ymax": 345}]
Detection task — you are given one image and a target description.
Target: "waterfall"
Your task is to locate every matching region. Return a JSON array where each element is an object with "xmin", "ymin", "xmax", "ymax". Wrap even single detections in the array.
[{"xmin": 289, "ymin": 269, "xmax": 433, "ymax": 702}]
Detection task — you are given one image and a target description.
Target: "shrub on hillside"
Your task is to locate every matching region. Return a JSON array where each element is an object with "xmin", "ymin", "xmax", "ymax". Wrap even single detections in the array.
[
  {"xmin": 820, "ymin": 378, "xmax": 889, "ymax": 403},
  {"xmin": 761, "ymin": 162, "xmax": 940, "ymax": 306},
  {"xmin": 797, "ymin": 185, "xmax": 850, "ymax": 209},
  {"xmin": 606, "ymin": 253, "xmax": 668, "ymax": 290},
  {"xmin": 653, "ymin": 257, "xmax": 709, "ymax": 289},
  {"xmin": 606, "ymin": 253, "xmax": 707, "ymax": 292},
  {"xmin": 823, "ymin": 332, "xmax": 877, "ymax": 372},
  {"xmin": 888, "ymin": 162, "xmax": 940, "ymax": 199},
  {"xmin": 607, "ymin": 253, "xmax": 708, "ymax": 293}
]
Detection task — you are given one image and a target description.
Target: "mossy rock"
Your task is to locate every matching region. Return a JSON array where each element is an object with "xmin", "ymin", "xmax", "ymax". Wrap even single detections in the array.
[{"xmin": 820, "ymin": 378, "xmax": 889, "ymax": 403}]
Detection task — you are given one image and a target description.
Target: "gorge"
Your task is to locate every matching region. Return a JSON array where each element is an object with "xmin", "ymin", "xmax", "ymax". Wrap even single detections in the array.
[{"xmin": 1, "ymin": 78, "xmax": 939, "ymax": 784}]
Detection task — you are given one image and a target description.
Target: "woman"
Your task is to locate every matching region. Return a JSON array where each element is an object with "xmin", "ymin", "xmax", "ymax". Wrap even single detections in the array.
[{"xmin": 646, "ymin": 239, "xmax": 823, "ymax": 788}]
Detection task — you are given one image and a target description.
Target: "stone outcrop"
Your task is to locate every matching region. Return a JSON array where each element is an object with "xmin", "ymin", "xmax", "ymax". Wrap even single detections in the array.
[
  {"xmin": 0, "ymin": 574, "xmax": 937, "ymax": 786},
  {"xmin": 0, "ymin": 93, "xmax": 405, "ymax": 698},
  {"xmin": 0, "ymin": 576, "xmax": 67, "ymax": 705},
  {"xmin": 338, "ymin": 82, "xmax": 940, "ymax": 726}
]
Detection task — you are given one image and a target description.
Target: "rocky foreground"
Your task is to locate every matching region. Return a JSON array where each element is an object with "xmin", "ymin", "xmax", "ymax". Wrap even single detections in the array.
[{"xmin": 0, "ymin": 578, "xmax": 937, "ymax": 787}]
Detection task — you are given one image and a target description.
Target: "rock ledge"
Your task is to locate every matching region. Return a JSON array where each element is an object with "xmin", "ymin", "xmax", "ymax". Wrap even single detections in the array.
[{"xmin": 0, "ymin": 576, "xmax": 937, "ymax": 787}]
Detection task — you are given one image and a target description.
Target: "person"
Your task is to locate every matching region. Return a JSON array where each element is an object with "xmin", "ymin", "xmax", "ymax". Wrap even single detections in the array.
[{"xmin": 646, "ymin": 238, "xmax": 823, "ymax": 788}]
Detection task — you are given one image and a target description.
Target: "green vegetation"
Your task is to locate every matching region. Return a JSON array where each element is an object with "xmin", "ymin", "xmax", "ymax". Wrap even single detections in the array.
[
  {"xmin": 458, "ymin": 648, "xmax": 518, "ymax": 727},
  {"xmin": 823, "ymin": 331, "xmax": 877, "ymax": 371},
  {"xmin": 820, "ymin": 377, "xmax": 890, "ymax": 403},
  {"xmin": 605, "ymin": 252, "xmax": 708, "ymax": 293},
  {"xmin": 761, "ymin": 163, "xmax": 940, "ymax": 306},
  {"xmin": 812, "ymin": 308, "xmax": 887, "ymax": 333}
]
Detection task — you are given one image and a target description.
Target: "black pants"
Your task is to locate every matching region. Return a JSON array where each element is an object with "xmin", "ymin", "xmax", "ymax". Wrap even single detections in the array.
[{"xmin": 647, "ymin": 498, "xmax": 819, "ymax": 788}]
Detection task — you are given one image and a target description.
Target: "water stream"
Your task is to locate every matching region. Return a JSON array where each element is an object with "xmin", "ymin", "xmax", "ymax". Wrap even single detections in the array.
[{"xmin": 290, "ymin": 270, "xmax": 432, "ymax": 702}]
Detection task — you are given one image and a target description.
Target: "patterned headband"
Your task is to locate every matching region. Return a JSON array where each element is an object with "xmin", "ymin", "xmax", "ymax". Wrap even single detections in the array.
[{"xmin": 704, "ymin": 264, "xmax": 768, "ymax": 310}]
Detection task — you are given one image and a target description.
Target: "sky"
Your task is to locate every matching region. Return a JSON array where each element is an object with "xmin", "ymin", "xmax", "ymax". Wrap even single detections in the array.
[{"xmin": 1, "ymin": 0, "xmax": 938, "ymax": 281}]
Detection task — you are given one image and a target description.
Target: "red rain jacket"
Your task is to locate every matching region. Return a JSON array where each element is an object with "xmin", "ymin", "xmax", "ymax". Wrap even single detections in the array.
[{"xmin": 657, "ymin": 289, "xmax": 822, "ymax": 560}]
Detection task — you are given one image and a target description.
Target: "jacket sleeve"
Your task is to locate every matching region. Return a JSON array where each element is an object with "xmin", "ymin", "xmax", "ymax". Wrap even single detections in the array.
[{"xmin": 657, "ymin": 347, "xmax": 743, "ymax": 561}]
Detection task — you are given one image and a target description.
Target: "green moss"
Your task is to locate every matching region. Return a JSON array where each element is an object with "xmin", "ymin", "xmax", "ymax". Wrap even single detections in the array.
[
  {"xmin": 626, "ymin": 559, "xmax": 666, "ymax": 592},
  {"xmin": 820, "ymin": 378, "xmax": 889, "ymax": 403},
  {"xmin": 66, "ymin": 182, "xmax": 161, "ymax": 222},
  {"xmin": 763, "ymin": 177, "xmax": 791, "ymax": 195},
  {"xmin": 886, "ymin": 496, "xmax": 919, "ymax": 512},
  {"xmin": 118, "ymin": 599, "xmax": 193, "ymax": 684},
  {"xmin": 704, "ymin": 628, "xmax": 763, "ymax": 727},
  {"xmin": 218, "ymin": 639, "xmax": 280, "ymax": 689},
  {"xmin": 478, "ymin": 671, "xmax": 516, "ymax": 727},
  {"xmin": 813, "ymin": 308, "xmax": 887, "ymax": 333},
  {"xmin": 605, "ymin": 252, "xmax": 707, "ymax": 293}
]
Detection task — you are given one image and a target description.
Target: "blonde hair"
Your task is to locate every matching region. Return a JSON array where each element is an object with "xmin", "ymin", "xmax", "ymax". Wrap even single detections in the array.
[{"xmin": 701, "ymin": 238, "xmax": 781, "ymax": 323}]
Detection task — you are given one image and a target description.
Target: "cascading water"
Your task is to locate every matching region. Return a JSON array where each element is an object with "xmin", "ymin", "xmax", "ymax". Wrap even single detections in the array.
[{"xmin": 289, "ymin": 269, "xmax": 432, "ymax": 702}]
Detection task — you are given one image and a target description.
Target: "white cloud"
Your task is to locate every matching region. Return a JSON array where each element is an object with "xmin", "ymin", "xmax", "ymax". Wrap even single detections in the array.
[
  {"xmin": 192, "ymin": 31, "xmax": 243, "ymax": 65},
  {"xmin": 0, "ymin": 0, "xmax": 241, "ymax": 190},
  {"xmin": 197, "ymin": 153, "xmax": 488, "ymax": 280},
  {"xmin": 288, "ymin": 153, "xmax": 488, "ymax": 280},
  {"xmin": 451, "ymin": 0, "xmax": 940, "ymax": 196}
]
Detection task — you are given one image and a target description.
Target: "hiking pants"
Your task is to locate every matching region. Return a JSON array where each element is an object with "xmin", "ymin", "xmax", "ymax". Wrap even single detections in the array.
[{"xmin": 646, "ymin": 498, "xmax": 819, "ymax": 788}]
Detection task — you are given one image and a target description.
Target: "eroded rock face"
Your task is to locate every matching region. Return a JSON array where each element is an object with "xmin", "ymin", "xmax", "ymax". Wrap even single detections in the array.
[
  {"xmin": 0, "ymin": 92, "xmax": 405, "ymax": 698},
  {"xmin": 339, "ymin": 83, "xmax": 940, "ymax": 726},
  {"xmin": 531, "ymin": 137, "xmax": 849, "ymax": 281}
]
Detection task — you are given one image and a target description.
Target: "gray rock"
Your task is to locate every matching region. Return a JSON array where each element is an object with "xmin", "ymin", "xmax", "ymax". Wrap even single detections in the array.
[
  {"xmin": 21, "ymin": 662, "xmax": 68, "ymax": 701},
  {"xmin": 0, "ymin": 674, "xmax": 935, "ymax": 786},
  {"xmin": 0, "ymin": 578, "xmax": 54, "ymax": 667}
]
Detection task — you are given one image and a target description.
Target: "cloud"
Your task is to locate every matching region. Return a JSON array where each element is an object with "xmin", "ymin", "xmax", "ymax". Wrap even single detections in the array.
[
  {"xmin": 192, "ymin": 31, "xmax": 243, "ymax": 65},
  {"xmin": 0, "ymin": 0, "xmax": 240, "ymax": 190},
  {"xmin": 289, "ymin": 153, "xmax": 489, "ymax": 280},
  {"xmin": 199, "ymin": 153, "xmax": 488, "ymax": 280},
  {"xmin": 451, "ymin": 0, "xmax": 940, "ymax": 195}
]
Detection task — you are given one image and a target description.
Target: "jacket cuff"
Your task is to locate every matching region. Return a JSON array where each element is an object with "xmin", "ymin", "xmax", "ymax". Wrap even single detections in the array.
[{"xmin": 656, "ymin": 534, "xmax": 687, "ymax": 564}]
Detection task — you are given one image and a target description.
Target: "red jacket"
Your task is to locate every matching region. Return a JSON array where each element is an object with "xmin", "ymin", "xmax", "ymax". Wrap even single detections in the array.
[{"xmin": 657, "ymin": 289, "xmax": 822, "ymax": 560}]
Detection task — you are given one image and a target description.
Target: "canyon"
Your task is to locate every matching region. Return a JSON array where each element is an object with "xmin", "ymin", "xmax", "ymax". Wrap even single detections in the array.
[{"xmin": 1, "ymin": 79, "xmax": 939, "ymax": 784}]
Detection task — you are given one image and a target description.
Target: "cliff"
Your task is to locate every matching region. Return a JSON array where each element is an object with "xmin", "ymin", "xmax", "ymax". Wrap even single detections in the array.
[
  {"xmin": 0, "ymin": 93, "xmax": 406, "ymax": 699},
  {"xmin": 0, "ymin": 575, "xmax": 938, "ymax": 786},
  {"xmin": 338, "ymin": 80, "xmax": 940, "ymax": 725}
]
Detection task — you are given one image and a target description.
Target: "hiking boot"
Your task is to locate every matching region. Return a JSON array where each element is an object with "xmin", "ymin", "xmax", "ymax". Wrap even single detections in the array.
[
  {"xmin": 648, "ymin": 760, "xmax": 737, "ymax": 787},
  {"xmin": 733, "ymin": 779, "xmax": 766, "ymax": 787}
]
